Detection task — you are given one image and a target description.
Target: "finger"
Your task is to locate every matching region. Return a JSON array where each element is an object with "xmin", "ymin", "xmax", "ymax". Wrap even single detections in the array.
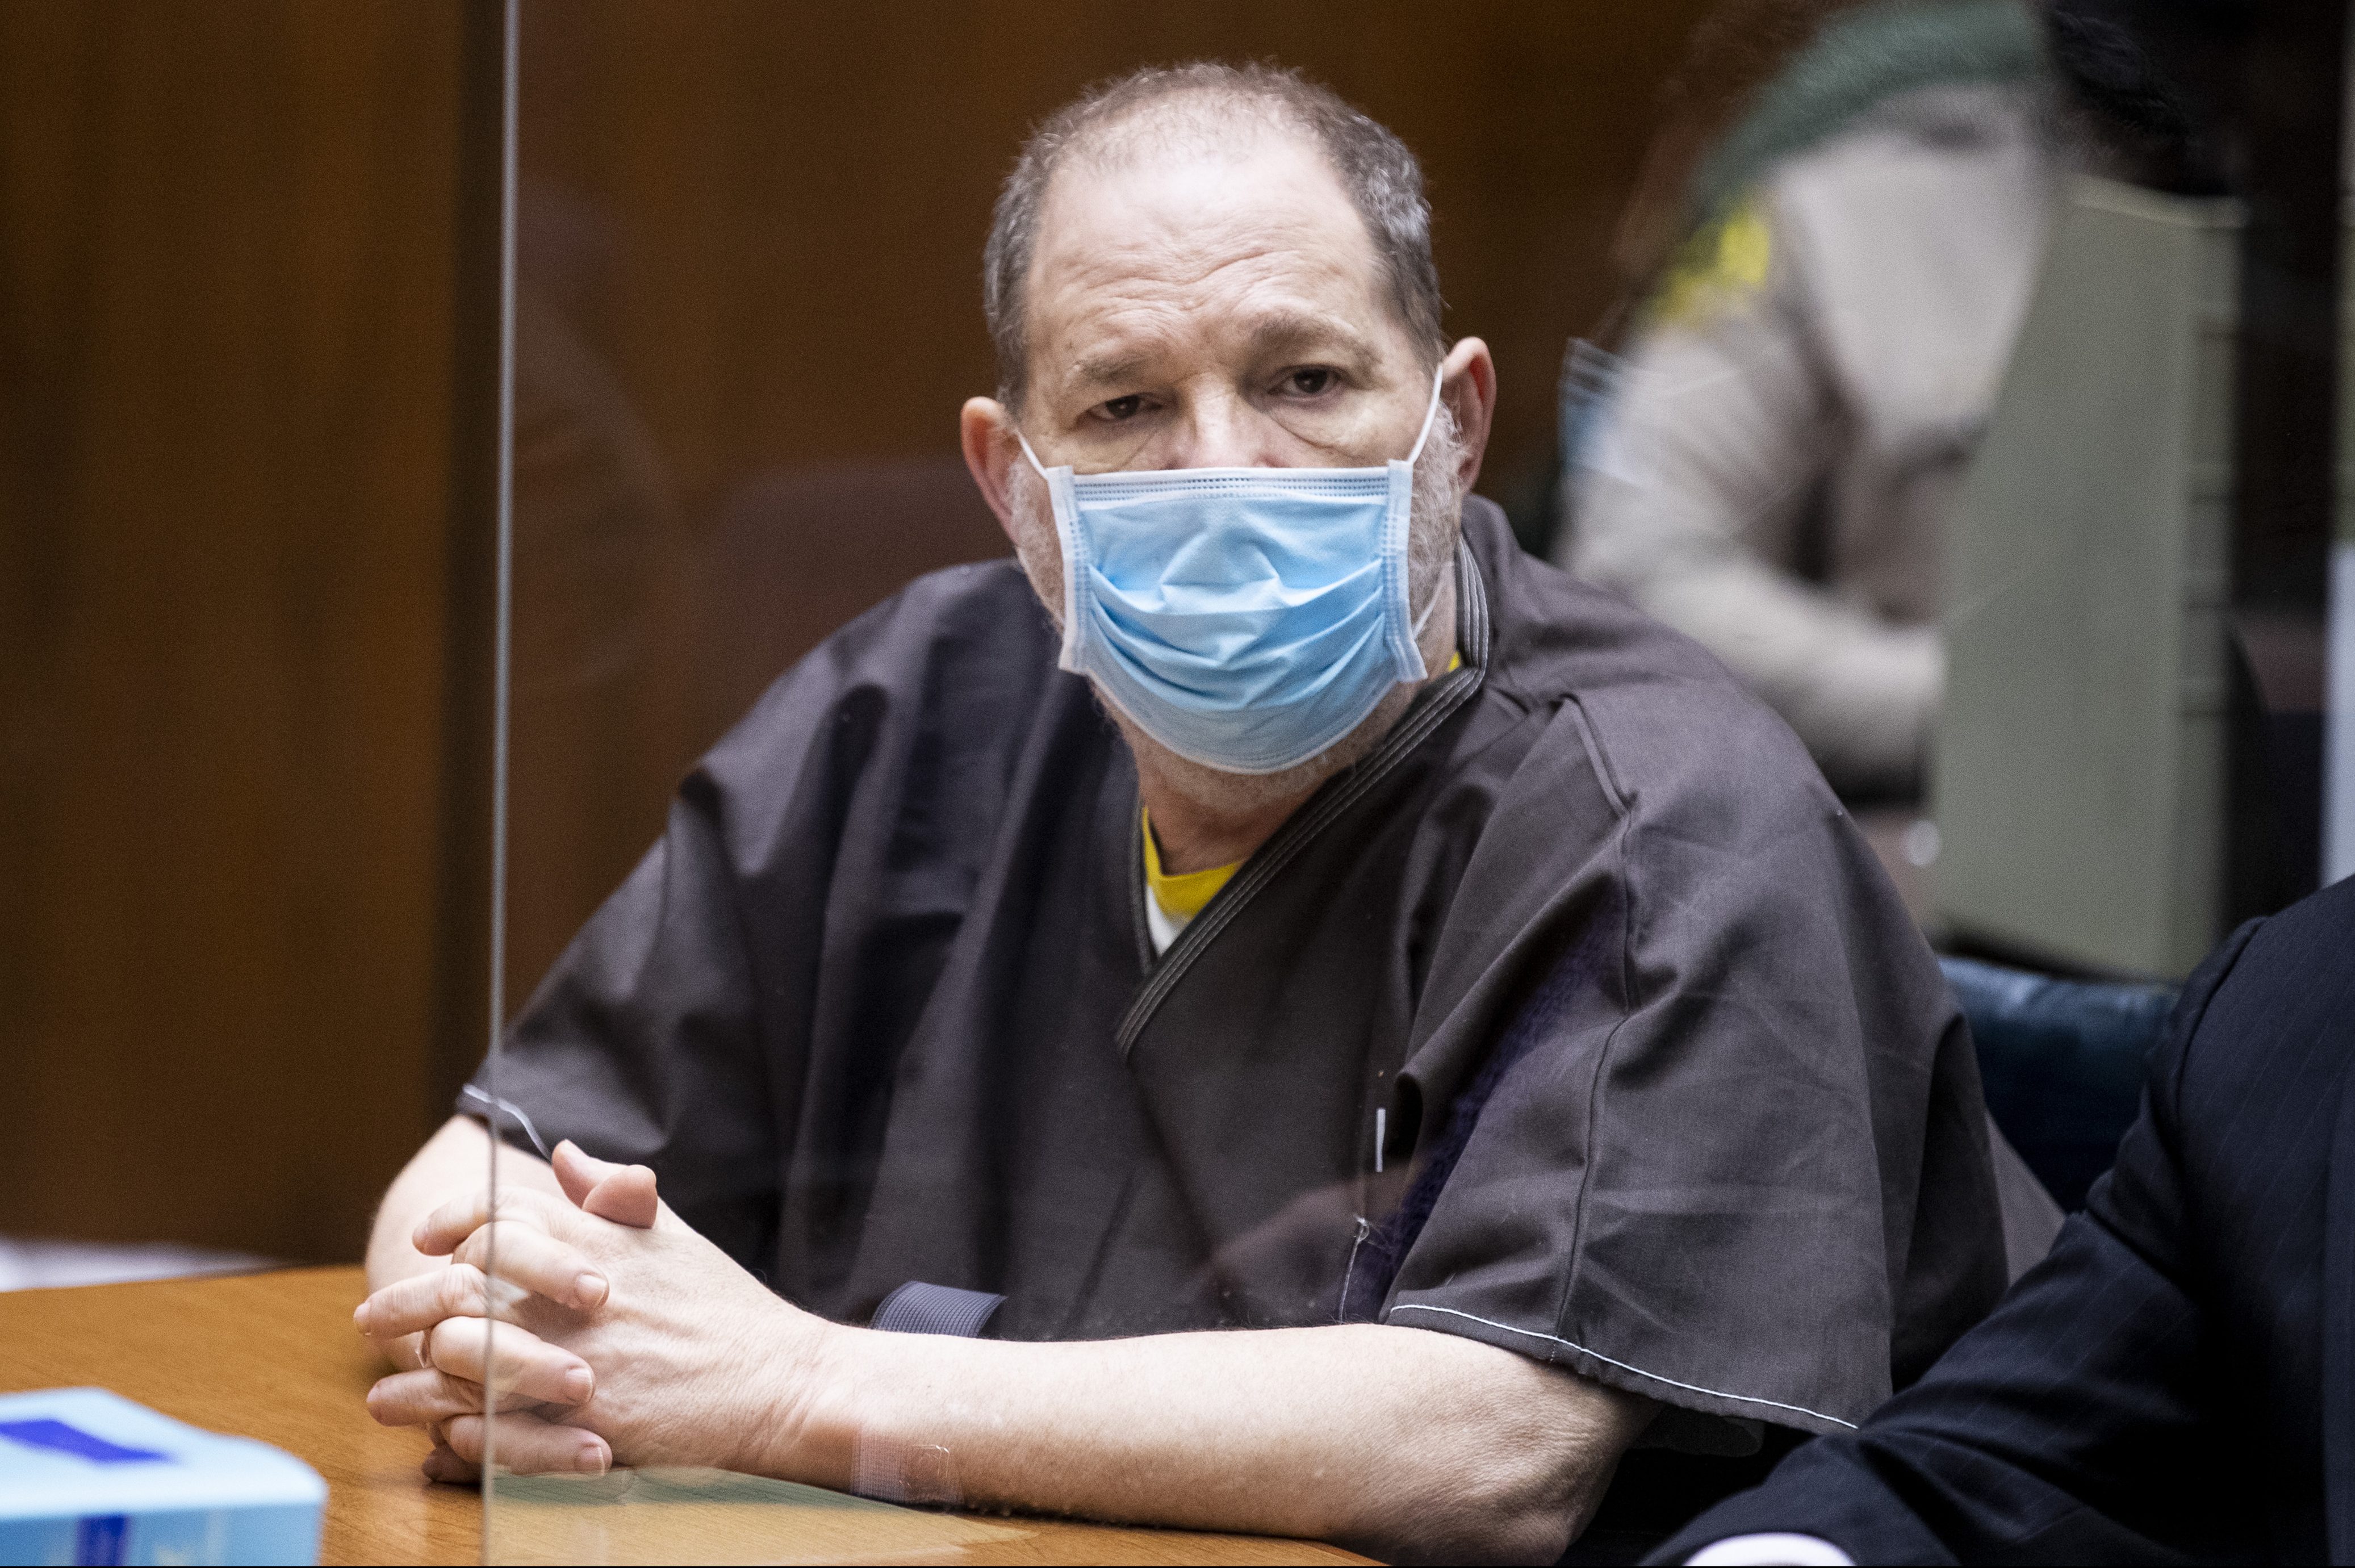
[
  {"xmin": 584, "ymin": 1164, "xmax": 660, "ymax": 1229},
  {"xmin": 550, "ymin": 1141, "xmax": 608, "ymax": 1209},
  {"xmin": 421, "ymin": 1439, "xmax": 480, "ymax": 1487},
  {"xmin": 366, "ymin": 1366, "xmax": 549, "ymax": 1428},
  {"xmin": 413, "ymin": 1186, "xmax": 558, "ymax": 1258},
  {"xmin": 555, "ymin": 1140, "xmax": 659, "ymax": 1230},
  {"xmin": 355, "ymin": 1264, "xmax": 532, "ymax": 1343},
  {"xmin": 439, "ymin": 1412, "xmax": 611, "ymax": 1477},
  {"xmin": 450, "ymin": 1222, "xmax": 609, "ymax": 1311},
  {"xmin": 410, "ymin": 1192, "xmax": 490, "ymax": 1258},
  {"xmin": 424, "ymin": 1317, "xmax": 594, "ymax": 1404}
]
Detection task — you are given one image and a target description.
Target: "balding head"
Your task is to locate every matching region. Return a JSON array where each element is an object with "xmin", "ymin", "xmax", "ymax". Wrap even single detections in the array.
[{"xmin": 982, "ymin": 64, "xmax": 1446, "ymax": 412}]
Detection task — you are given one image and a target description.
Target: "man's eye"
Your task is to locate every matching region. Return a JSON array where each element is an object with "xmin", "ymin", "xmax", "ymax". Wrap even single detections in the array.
[
  {"xmin": 1285, "ymin": 367, "xmax": 1336, "ymax": 396},
  {"xmin": 1097, "ymin": 395, "xmax": 1145, "ymax": 421}
]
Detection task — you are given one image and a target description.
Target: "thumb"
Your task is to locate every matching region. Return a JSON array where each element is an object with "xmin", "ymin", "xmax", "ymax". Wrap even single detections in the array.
[
  {"xmin": 552, "ymin": 1140, "xmax": 659, "ymax": 1229},
  {"xmin": 550, "ymin": 1140, "xmax": 606, "ymax": 1208}
]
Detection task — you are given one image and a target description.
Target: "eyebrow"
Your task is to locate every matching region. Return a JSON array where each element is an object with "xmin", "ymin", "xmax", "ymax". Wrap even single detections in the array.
[
  {"xmin": 1239, "ymin": 309, "xmax": 1379, "ymax": 370},
  {"xmin": 1068, "ymin": 349, "xmax": 1158, "ymax": 393},
  {"xmin": 1063, "ymin": 309, "xmax": 1382, "ymax": 398}
]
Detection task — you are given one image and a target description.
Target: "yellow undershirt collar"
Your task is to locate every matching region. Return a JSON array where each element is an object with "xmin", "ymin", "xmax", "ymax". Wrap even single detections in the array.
[{"xmin": 1142, "ymin": 808, "xmax": 1238, "ymax": 921}]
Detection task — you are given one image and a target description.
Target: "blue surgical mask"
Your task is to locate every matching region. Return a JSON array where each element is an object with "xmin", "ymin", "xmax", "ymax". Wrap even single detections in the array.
[{"xmin": 1020, "ymin": 371, "xmax": 1445, "ymax": 775}]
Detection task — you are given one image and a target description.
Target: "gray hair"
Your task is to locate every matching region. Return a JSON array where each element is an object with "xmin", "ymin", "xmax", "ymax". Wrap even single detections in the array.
[{"xmin": 981, "ymin": 62, "xmax": 1448, "ymax": 409}]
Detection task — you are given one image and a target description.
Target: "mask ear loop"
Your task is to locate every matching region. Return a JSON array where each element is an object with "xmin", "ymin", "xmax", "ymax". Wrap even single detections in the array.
[
  {"xmin": 1384, "ymin": 366, "xmax": 1448, "ymax": 680},
  {"xmin": 1410, "ymin": 586, "xmax": 1441, "ymax": 638},
  {"xmin": 1404, "ymin": 364, "xmax": 1446, "ymax": 466},
  {"xmin": 1013, "ymin": 430, "xmax": 1049, "ymax": 479},
  {"xmin": 1013, "ymin": 430, "xmax": 1086, "ymax": 672},
  {"xmin": 1404, "ymin": 369, "xmax": 1444, "ymax": 638}
]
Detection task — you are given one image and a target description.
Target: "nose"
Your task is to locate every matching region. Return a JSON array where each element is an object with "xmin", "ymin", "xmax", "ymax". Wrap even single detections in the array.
[{"xmin": 1164, "ymin": 380, "xmax": 1287, "ymax": 470}]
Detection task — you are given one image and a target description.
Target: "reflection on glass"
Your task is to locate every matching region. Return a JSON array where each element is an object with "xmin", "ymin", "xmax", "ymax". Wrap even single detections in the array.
[
  {"xmin": 1546, "ymin": 0, "xmax": 2311, "ymax": 966},
  {"xmin": 1559, "ymin": 0, "xmax": 2060, "ymax": 806}
]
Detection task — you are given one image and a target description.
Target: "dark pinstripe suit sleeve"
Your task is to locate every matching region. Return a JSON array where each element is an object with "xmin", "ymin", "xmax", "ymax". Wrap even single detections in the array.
[{"xmin": 1647, "ymin": 921, "xmax": 2265, "ymax": 1567}]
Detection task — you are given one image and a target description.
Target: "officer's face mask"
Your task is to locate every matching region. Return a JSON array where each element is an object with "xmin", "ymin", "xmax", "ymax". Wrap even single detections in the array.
[{"xmin": 1018, "ymin": 369, "xmax": 1445, "ymax": 776}]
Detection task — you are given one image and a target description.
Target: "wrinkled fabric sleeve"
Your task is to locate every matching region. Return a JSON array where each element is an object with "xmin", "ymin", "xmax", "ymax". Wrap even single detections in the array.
[
  {"xmin": 466, "ymin": 775, "xmax": 782, "ymax": 1269},
  {"xmin": 1384, "ymin": 681, "xmax": 2003, "ymax": 1436},
  {"xmin": 462, "ymin": 561, "xmax": 1056, "ymax": 1291},
  {"xmin": 458, "ymin": 585, "xmax": 927, "ymax": 1271}
]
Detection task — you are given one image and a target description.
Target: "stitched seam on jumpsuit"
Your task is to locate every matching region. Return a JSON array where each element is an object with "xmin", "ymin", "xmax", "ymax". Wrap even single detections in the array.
[
  {"xmin": 1115, "ymin": 543, "xmax": 1491, "ymax": 1055},
  {"xmin": 1127, "ymin": 807, "xmax": 1156, "ymax": 973},
  {"xmin": 1550, "ymin": 709, "xmax": 1642, "ymax": 1343},
  {"xmin": 1387, "ymin": 1304, "xmax": 1860, "ymax": 1428}
]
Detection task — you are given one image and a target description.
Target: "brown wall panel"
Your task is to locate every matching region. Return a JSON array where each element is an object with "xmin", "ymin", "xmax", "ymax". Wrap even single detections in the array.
[{"xmin": 0, "ymin": 1, "xmax": 466, "ymax": 1259}]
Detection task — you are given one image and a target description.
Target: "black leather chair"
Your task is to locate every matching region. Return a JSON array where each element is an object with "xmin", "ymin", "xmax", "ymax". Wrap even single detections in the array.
[{"xmin": 1938, "ymin": 956, "xmax": 2178, "ymax": 1211}]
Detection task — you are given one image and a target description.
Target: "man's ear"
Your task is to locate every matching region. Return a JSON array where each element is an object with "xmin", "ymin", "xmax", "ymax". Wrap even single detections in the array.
[
  {"xmin": 961, "ymin": 396, "xmax": 1024, "ymax": 545},
  {"xmin": 1438, "ymin": 337, "xmax": 1498, "ymax": 495}
]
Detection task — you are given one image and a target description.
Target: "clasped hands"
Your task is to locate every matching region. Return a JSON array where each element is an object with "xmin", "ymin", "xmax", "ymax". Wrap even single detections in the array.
[{"xmin": 355, "ymin": 1141, "xmax": 826, "ymax": 1484}]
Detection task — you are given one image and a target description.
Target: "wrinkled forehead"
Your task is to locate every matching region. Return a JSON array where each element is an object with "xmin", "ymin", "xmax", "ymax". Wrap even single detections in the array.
[{"xmin": 1023, "ymin": 126, "xmax": 1401, "ymax": 387}]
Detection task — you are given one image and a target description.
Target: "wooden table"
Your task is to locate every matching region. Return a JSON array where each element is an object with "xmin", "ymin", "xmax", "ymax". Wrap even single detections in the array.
[{"xmin": 0, "ymin": 1267, "xmax": 1370, "ymax": 1565}]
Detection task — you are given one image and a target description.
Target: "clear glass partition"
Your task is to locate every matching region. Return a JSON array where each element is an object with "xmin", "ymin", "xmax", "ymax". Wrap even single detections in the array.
[
  {"xmin": 465, "ymin": 2, "xmax": 2347, "ymax": 1562},
  {"xmin": 467, "ymin": 3, "xmax": 1093, "ymax": 1558}
]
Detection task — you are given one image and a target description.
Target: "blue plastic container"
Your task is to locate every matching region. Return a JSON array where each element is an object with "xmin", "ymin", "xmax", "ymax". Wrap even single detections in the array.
[{"xmin": 0, "ymin": 1389, "xmax": 324, "ymax": 1566}]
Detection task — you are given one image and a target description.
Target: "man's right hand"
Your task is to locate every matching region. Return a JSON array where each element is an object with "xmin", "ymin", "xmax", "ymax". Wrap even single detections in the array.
[
  {"xmin": 358, "ymin": 1117, "xmax": 659, "ymax": 1481},
  {"xmin": 355, "ymin": 1196, "xmax": 613, "ymax": 1478},
  {"xmin": 368, "ymin": 1141, "xmax": 811, "ymax": 1482}
]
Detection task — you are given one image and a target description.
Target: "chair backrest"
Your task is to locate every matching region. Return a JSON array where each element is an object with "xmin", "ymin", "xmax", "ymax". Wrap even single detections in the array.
[{"xmin": 1939, "ymin": 956, "xmax": 2180, "ymax": 1211}]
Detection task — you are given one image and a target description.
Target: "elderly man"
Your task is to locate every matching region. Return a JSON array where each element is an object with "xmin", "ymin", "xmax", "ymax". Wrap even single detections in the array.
[{"xmin": 357, "ymin": 64, "xmax": 2005, "ymax": 1563}]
